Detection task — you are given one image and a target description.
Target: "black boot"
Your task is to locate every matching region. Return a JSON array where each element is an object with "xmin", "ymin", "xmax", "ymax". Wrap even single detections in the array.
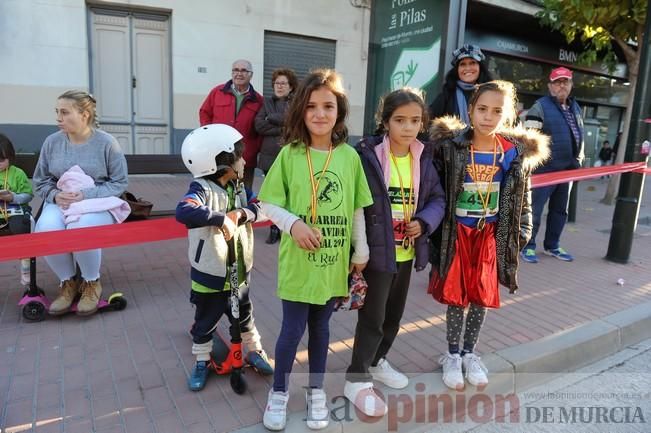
[{"xmin": 266, "ymin": 225, "xmax": 280, "ymax": 244}]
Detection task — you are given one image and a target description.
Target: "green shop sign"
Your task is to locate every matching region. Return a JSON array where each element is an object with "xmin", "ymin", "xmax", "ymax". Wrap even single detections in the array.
[{"xmin": 364, "ymin": 0, "xmax": 447, "ymax": 134}]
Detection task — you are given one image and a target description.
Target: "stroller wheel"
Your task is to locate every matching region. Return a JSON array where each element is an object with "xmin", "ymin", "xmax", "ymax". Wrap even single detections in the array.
[
  {"xmin": 108, "ymin": 294, "xmax": 127, "ymax": 311},
  {"xmin": 23, "ymin": 301, "xmax": 46, "ymax": 321}
]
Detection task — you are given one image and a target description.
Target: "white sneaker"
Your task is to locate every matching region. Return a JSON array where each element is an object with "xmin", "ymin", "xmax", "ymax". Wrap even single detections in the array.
[
  {"xmin": 368, "ymin": 358, "xmax": 409, "ymax": 389},
  {"xmin": 263, "ymin": 389, "xmax": 289, "ymax": 431},
  {"xmin": 439, "ymin": 352, "xmax": 464, "ymax": 391},
  {"xmin": 462, "ymin": 353, "xmax": 488, "ymax": 387},
  {"xmin": 305, "ymin": 388, "xmax": 329, "ymax": 430},
  {"xmin": 343, "ymin": 381, "xmax": 387, "ymax": 417}
]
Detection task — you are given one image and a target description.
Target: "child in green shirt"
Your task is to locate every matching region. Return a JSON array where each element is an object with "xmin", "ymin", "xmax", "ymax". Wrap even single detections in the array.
[
  {"xmin": 0, "ymin": 134, "xmax": 33, "ymax": 231},
  {"xmin": 258, "ymin": 70, "xmax": 373, "ymax": 431},
  {"xmin": 0, "ymin": 133, "xmax": 33, "ymax": 285}
]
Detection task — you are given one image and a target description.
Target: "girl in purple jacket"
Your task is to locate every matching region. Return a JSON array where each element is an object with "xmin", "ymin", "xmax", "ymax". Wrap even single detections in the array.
[{"xmin": 344, "ymin": 88, "xmax": 445, "ymax": 416}]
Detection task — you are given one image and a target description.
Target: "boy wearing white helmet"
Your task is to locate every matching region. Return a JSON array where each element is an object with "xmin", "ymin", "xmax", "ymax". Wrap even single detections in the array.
[{"xmin": 177, "ymin": 124, "xmax": 273, "ymax": 391}]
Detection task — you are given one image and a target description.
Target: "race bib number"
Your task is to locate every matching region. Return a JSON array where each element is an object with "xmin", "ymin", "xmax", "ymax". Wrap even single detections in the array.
[
  {"xmin": 456, "ymin": 181, "xmax": 500, "ymax": 218},
  {"xmin": 392, "ymin": 211, "xmax": 407, "ymax": 246}
]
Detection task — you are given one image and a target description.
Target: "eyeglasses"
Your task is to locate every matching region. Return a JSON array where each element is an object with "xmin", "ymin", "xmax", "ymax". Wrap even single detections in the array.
[
  {"xmin": 550, "ymin": 79, "xmax": 572, "ymax": 86},
  {"xmin": 274, "ymin": 81, "xmax": 289, "ymax": 86},
  {"xmin": 232, "ymin": 68, "xmax": 252, "ymax": 75}
]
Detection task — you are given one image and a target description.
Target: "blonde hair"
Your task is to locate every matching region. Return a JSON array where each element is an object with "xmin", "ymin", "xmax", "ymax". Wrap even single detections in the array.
[{"xmin": 58, "ymin": 90, "xmax": 99, "ymax": 128}]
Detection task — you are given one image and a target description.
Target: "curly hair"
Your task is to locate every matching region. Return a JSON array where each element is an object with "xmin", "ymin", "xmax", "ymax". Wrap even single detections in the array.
[{"xmin": 271, "ymin": 68, "xmax": 299, "ymax": 93}]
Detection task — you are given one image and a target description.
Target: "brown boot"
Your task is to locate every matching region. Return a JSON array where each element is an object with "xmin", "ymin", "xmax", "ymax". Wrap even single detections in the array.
[
  {"xmin": 76, "ymin": 279, "xmax": 102, "ymax": 316},
  {"xmin": 49, "ymin": 279, "xmax": 79, "ymax": 315}
]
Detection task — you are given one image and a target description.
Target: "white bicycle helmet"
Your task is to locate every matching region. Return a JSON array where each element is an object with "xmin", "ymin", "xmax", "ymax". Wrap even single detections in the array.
[{"xmin": 181, "ymin": 124, "xmax": 243, "ymax": 178}]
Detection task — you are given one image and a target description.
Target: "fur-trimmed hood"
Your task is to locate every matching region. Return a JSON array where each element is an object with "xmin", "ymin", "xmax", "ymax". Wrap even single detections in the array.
[{"xmin": 429, "ymin": 115, "xmax": 551, "ymax": 173}]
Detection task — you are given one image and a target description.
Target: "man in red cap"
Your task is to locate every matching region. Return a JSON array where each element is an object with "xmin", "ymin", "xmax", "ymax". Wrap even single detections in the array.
[{"xmin": 521, "ymin": 66, "xmax": 584, "ymax": 263}]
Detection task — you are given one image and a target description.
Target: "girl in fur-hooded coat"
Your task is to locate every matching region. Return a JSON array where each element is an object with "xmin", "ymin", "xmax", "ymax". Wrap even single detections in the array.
[
  {"xmin": 429, "ymin": 115, "xmax": 550, "ymax": 299},
  {"xmin": 427, "ymin": 81, "xmax": 549, "ymax": 391}
]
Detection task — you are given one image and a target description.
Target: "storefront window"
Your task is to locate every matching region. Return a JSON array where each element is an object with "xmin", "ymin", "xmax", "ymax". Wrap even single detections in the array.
[
  {"xmin": 487, "ymin": 54, "xmax": 629, "ymax": 107},
  {"xmin": 486, "ymin": 54, "xmax": 626, "ymax": 166}
]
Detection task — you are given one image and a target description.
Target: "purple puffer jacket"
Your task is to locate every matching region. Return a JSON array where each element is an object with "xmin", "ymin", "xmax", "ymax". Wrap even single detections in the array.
[{"xmin": 356, "ymin": 135, "xmax": 445, "ymax": 273}]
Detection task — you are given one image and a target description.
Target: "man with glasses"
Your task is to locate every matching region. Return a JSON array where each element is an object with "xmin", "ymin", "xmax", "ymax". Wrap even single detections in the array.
[
  {"xmin": 199, "ymin": 59, "xmax": 263, "ymax": 189},
  {"xmin": 521, "ymin": 67, "xmax": 584, "ymax": 264}
]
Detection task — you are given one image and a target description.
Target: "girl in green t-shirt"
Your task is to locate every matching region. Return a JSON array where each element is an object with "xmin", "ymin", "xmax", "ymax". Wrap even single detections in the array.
[{"xmin": 258, "ymin": 69, "xmax": 372, "ymax": 431}]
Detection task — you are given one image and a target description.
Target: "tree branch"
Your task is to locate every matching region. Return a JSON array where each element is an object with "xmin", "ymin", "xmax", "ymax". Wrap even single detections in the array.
[{"xmin": 613, "ymin": 37, "xmax": 637, "ymax": 66}]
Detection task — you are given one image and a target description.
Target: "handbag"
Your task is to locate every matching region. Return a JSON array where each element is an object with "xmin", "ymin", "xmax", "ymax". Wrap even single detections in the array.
[
  {"xmin": 334, "ymin": 271, "xmax": 368, "ymax": 311},
  {"xmin": 120, "ymin": 191, "xmax": 153, "ymax": 220}
]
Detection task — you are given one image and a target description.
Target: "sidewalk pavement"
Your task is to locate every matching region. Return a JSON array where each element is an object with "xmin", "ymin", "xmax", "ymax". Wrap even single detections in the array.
[{"xmin": 1, "ymin": 174, "xmax": 650, "ymax": 433}]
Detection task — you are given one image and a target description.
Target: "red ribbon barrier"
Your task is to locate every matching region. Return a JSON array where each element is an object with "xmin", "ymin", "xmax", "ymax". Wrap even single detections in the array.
[
  {"xmin": 0, "ymin": 218, "xmax": 271, "ymax": 262},
  {"xmin": 0, "ymin": 162, "xmax": 647, "ymax": 263},
  {"xmin": 531, "ymin": 161, "xmax": 648, "ymax": 188}
]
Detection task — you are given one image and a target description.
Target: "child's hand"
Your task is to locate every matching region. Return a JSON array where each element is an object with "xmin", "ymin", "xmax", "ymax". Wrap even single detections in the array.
[
  {"xmin": 405, "ymin": 220, "xmax": 423, "ymax": 239},
  {"xmin": 290, "ymin": 220, "xmax": 321, "ymax": 251},
  {"xmin": 225, "ymin": 210, "xmax": 243, "ymax": 227},
  {"xmin": 0, "ymin": 190, "xmax": 12, "ymax": 202},
  {"xmin": 349, "ymin": 261, "xmax": 367, "ymax": 274},
  {"xmin": 221, "ymin": 216, "xmax": 237, "ymax": 241}
]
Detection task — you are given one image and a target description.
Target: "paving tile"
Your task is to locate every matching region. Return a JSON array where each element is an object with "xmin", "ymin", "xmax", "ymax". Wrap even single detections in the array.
[{"xmin": 1, "ymin": 176, "xmax": 649, "ymax": 432}]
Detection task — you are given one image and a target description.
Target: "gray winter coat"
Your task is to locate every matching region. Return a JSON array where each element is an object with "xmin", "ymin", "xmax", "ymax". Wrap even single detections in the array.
[{"xmin": 254, "ymin": 95, "xmax": 290, "ymax": 173}]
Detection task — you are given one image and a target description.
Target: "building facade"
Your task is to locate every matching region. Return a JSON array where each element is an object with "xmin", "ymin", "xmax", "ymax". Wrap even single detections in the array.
[
  {"xmin": 0, "ymin": 0, "xmax": 371, "ymax": 154},
  {"xmin": 1, "ymin": 0, "xmax": 633, "ymax": 166}
]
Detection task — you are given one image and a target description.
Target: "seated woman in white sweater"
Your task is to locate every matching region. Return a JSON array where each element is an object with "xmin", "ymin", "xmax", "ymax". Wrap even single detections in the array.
[{"xmin": 33, "ymin": 90, "xmax": 128, "ymax": 316}]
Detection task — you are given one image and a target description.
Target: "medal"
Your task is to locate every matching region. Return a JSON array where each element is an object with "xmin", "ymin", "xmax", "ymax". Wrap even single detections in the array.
[{"xmin": 476, "ymin": 217, "xmax": 486, "ymax": 231}]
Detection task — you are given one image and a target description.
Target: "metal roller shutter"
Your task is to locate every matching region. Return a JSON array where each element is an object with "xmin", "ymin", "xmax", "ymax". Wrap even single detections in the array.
[{"xmin": 263, "ymin": 31, "xmax": 336, "ymax": 96}]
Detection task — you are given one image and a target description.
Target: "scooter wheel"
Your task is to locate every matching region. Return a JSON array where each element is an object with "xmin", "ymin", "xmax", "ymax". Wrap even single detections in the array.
[
  {"xmin": 230, "ymin": 369, "xmax": 247, "ymax": 395},
  {"xmin": 23, "ymin": 301, "xmax": 46, "ymax": 321},
  {"xmin": 109, "ymin": 296, "xmax": 127, "ymax": 311}
]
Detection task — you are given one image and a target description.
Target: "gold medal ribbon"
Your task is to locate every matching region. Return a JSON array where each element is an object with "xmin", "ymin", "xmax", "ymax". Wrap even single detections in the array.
[
  {"xmin": 306, "ymin": 145, "xmax": 334, "ymax": 226},
  {"xmin": 389, "ymin": 150, "xmax": 414, "ymax": 248},
  {"xmin": 0, "ymin": 169, "xmax": 9, "ymax": 229}
]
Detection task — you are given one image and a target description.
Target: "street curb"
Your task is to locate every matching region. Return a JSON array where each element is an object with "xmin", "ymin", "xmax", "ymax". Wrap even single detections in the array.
[{"xmin": 232, "ymin": 300, "xmax": 651, "ymax": 433}]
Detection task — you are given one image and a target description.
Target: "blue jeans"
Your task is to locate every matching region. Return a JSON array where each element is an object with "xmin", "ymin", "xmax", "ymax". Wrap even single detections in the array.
[
  {"xmin": 273, "ymin": 299, "xmax": 335, "ymax": 392},
  {"xmin": 526, "ymin": 182, "xmax": 571, "ymax": 251}
]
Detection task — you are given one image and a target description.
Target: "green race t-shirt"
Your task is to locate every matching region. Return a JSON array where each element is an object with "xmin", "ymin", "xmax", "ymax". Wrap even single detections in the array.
[{"xmin": 258, "ymin": 143, "xmax": 373, "ymax": 305}]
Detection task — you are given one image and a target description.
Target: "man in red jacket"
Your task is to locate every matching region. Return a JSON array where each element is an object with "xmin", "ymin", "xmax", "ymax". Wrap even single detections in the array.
[{"xmin": 199, "ymin": 59, "xmax": 263, "ymax": 190}]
